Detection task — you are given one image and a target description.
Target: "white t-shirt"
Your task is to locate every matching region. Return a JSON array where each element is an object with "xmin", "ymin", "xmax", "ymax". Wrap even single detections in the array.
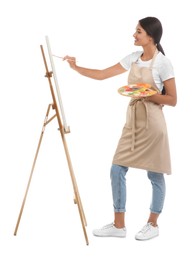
[{"xmin": 120, "ymin": 51, "xmax": 175, "ymax": 91}]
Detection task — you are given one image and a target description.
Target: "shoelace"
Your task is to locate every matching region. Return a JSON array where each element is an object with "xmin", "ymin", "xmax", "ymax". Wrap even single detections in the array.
[
  {"xmin": 140, "ymin": 223, "xmax": 153, "ymax": 234},
  {"xmin": 100, "ymin": 223, "xmax": 114, "ymax": 230}
]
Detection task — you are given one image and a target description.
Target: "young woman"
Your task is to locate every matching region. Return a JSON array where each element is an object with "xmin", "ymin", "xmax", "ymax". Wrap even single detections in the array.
[{"xmin": 63, "ymin": 17, "xmax": 177, "ymax": 240}]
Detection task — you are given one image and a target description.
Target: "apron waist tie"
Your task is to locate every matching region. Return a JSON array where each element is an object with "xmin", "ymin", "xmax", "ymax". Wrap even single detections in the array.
[{"xmin": 130, "ymin": 98, "xmax": 149, "ymax": 151}]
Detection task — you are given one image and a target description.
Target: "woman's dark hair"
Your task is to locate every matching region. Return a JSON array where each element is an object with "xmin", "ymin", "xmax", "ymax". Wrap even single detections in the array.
[
  {"xmin": 139, "ymin": 17, "xmax": 165, "ymax": 55},
  {"xmin": 139, "ymin": 17, "xmax": 166, "ymax": 94}
]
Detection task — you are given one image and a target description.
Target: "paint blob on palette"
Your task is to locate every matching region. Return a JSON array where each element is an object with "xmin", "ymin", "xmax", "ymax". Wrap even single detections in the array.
[{"xmin": 118, "ymin": 83, "xmax": 157, "ymax": 98}]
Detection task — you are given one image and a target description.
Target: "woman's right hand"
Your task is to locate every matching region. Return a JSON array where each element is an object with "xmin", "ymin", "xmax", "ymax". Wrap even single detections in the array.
[
  {"xmin": 62, "ymin": 56, "xmax": 126, "ymax": 80},
  {"xmin": 63, "ymin": 55, "xmax": 77, "ymax": 70}
]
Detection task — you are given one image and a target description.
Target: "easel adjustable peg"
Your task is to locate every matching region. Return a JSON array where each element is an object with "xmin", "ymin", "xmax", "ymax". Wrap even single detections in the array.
[
  {"xmin": 58, "ymin": 126, "xmax": 71, "ymax": 134},
  {"xmin": 45, "ymin": 71, "xmax": 53, "ymax": 78}
]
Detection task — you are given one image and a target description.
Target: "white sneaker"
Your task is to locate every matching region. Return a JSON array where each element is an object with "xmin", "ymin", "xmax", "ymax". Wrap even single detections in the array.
[
  {"xmin": 93, "ymin": 223, "xmax": 126, "ymax": 238},
  {"xmin": 135, "ymin": 222, "xmax": 159, "ymax": 240}
]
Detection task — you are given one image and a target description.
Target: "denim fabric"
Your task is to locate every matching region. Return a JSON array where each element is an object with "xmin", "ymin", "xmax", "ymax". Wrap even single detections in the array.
[
  {"xmin": 110, "ymin": 164, "xmax": 166, "ymax": 214},
  {"xmin": 147, "ymin": 171, "xmax": 166, "ymax": 214}
]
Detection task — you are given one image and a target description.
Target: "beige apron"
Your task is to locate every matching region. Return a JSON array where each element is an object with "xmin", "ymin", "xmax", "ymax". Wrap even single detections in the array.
[{"xmin": 112, "ymin": 50, "xmax": 171, "ymax": 174}]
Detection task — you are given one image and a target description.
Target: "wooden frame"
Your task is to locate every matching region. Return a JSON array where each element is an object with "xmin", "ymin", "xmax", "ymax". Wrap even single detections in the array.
[{"xmin": 13, "ymin": 38, "xmax": 89, "ymax": 245}]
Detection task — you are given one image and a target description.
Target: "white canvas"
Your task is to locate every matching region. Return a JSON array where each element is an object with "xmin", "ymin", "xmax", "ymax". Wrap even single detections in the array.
[{"xmin": 45, "ymin": 35, "xmax": 69, "ymax": 132}]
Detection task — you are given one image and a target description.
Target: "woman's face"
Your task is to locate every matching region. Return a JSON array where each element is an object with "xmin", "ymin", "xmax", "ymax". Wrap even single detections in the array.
[{"xmin": 133, "ymin": 23, "xmax": 152, "ymax": 47}]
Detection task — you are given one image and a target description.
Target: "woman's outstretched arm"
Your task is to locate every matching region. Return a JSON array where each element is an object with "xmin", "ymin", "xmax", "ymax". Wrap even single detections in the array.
[{"xmin": 63, "ymin": 55, "xmax": 127, "ymax": 80}]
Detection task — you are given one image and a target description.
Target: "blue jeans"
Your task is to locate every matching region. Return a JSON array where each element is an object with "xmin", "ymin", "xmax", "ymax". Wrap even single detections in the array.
[{"xmin": 110, "ymin": 164, "xmax": 166, "ymax": 214}]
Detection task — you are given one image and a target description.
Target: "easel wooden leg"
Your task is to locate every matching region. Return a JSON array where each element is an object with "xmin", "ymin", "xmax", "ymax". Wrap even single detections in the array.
[
  {"xmin": 60, "ymin": 132, "xmax": 89, "ymax": 245},
  {"xmin": 14, "ymin": 104, "xmax": 89, "ymax": 245},
  {"xmin": 14, "ymin": 104, "xmax": 55, "ymax": 236},
  {"xmin": 41, "ymin": 42, "xmax": 89, "ymax": 244}
]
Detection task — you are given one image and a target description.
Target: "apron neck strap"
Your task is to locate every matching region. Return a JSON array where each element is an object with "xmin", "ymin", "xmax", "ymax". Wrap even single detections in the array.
[{"xmin": 149, "ymin": 49, "xmax": 159, "ymax": 68}]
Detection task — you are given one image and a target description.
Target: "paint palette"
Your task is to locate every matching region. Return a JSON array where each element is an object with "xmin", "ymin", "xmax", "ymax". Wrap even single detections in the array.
[{"xmin": 118, "ymin": 83, "xmax": 157, "ymax": 98}]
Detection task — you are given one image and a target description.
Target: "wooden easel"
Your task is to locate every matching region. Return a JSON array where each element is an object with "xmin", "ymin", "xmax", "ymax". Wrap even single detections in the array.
[{"xmin": 14, "ymin": 45, "xmax": 89, "ymax": 245}]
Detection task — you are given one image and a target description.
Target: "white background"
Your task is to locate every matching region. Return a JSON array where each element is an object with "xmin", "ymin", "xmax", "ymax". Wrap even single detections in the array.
[{"xmin": 0, "ymin": 0, "xmax": 192, "ymax": 259}]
